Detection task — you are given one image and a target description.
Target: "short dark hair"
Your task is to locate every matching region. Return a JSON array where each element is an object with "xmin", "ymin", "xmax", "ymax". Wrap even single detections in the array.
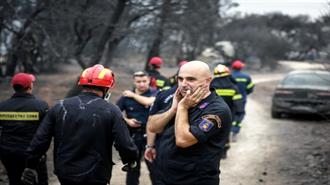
[
  {"xmin": 13, "ymin": 84, "xmax": 28, "ymax": 93},
  {"xmin": 82, "ymin": 85, "xmax": 107, "ymax": 92},
  {"xmin": 133, "ymin": 71, "xmax": 148, "ymax": 78}
]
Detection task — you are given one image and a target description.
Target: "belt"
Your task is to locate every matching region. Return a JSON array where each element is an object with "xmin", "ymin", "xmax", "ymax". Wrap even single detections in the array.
[{"xmin": 129, "ymin": 126, "xmax": 146, "ymax": 133}]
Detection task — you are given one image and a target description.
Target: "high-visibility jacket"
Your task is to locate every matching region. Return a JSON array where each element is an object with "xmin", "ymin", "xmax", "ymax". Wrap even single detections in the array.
[
  {"xmin": 211, "ymin": 76, "xmax": 244, "ymax": 121},
  {"xmin": 232, "ymin": 70, "xmax": 254, "ymax": 102},
  {"xmin": 147, "ymin": 69, "xmax": 171, "ymax": 91}
]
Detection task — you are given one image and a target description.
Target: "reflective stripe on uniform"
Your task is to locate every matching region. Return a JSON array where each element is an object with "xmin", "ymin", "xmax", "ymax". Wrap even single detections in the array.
[
  {"xmin": 214, "ymin": 73, "xmax": 230, "ymax": 78},
  {"xmin": 235, "ymin": 78, "xmax": 247, "ymax": 82},
  {"xmin": 232, "ymin": 121, "xmax": 242, "ymax": 127},
  {"xmin": 233, "ymin": 94, "xmax": 243, "ymax": 100},
  {"xmin": 0, "ymin": 112, "xmax": 39, "ymax": 121},
  {"xmin": 162, "ymin": 86, "xmax": 171, "ymax": 90},
  {"xmin": 156, "ymin": 79, "xmax": 165, "ymax": 87},
  {"xmin": 215, "ymin": 89, "xmax": 236, "ymax": 96},
  {"xmin": 247, "ymin": 82, "xmax": 254, "ymax": 89}
]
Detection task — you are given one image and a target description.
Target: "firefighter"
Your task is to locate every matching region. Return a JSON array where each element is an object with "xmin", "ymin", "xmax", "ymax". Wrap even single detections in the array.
[
  {"xmin": 231, "ymin": 60, "xmax": 255, "ymax": 138},
  {"xmin": 21, "ymin": 64, "xmax": 138, "ymax": 185},
  {"xmin": 116, "ymin": 71, "xmax": 157, "ymax": 185},
  {"xmin": 211, "ymin": 64, "xmax": 244, "ymax": 152},
  {"xmin": 147, "ymin": 57, "xmax": 171, "ymax": 91},
  {"xmin": 0, "ymin": 73, "xmax": 49, "ymax": 185},
  {"xmin": 148, "ymin": 61, "xmax": 232, "ymax": 185}
]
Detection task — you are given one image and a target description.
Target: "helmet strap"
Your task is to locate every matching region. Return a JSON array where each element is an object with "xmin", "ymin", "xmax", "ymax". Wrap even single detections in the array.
[{"xmin": 103, "ymin": 88, "xmax": 111, "ymax": 102}]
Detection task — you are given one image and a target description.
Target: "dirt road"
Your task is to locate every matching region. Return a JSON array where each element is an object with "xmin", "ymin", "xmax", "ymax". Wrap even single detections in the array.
[{"xmin": 221, "ymin": 79, "xmax": 330, "ymax": 185}]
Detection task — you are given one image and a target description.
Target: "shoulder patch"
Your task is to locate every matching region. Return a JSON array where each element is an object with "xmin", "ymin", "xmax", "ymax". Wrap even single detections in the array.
[
  {"xmin": 198, "ymin": 119, "xmax": 214, "ymax": 132},
  {"xmin": 202, "ymin": 114, "xmax": 222, "ymax": 128}
]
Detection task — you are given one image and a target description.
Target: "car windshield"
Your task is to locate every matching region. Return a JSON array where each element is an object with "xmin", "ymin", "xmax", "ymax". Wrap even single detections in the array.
[{"xmin": 282, "ymin": 72, "xmax": 330, "ymax": 87}]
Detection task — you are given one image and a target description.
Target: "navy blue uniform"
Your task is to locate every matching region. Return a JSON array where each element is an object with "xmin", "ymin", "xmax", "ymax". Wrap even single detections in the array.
[
  {"xmin": 157, "ymin": 92, "xmax": 231, "ymax": 185},
  {"xmin": 150, "ymin": 86, "xmax": 177, "ymax": 116},
  {"xmin": 231, "ymin": 70, "xmax": 255, "ymax": 131},
  {"xmin": 116, "ymin": 88, "xmax": 157, "ymax": 185},
  {"xmin": 231, "ymin": 70, "xmax": 254, "ymax": 103},
  {"xmin": 25, "ymin": 92, "xmax": 138, "ymax": 185},
  {"xmin": 0, "ymin": 93, "xmax": 49, "ymax": 185},
  {"xmin": 117, "ymin": 88, "xmax": 157, "ymax": 128},
  {"xmin": 211, "ymin": 76, "xmax": 244, "ymax": 134}
]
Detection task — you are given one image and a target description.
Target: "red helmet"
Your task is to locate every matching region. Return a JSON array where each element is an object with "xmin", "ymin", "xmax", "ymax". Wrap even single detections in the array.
[
  {"xmin": 214, "ymin": 64, "xmax": 230, "ymax": 77},
  {"xmin": 78, "ymin": 64, "xmax": 115, "ymax": 88},
  {"xmin": 149, "ymin": 57, "xmax": 163, "ymax": 68},
  {"xmin": 231, "ymin": 60, "xmax": 245, "ymax": 70}
]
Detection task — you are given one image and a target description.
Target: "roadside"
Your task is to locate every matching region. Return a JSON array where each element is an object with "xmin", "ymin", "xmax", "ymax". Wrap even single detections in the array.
[{"xmin": 221, "ymin": 70, "xmax": 330, "ymax": 185}]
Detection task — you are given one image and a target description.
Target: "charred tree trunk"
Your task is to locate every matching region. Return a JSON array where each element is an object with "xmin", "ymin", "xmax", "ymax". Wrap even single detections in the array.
[
  {"xmin": 89, "ymin": 0, "xmax": 127, "ymax": 67},
  {"xmin": 67, "ymin": 0, "xmax": 127, "ymax": 97},
  {"xmin": 4, "ymin": 1, "xmax": 48, "ymax": 76},
  {"xmin": 104, "ymin": 36, "xmax": 124, "ymax": 66},
  {"xmin": 145, "ymin": 0, "xmax": 172, "ymax": 71},
  {"xmin": 5, "ymin": 54, "xmax": 17, "ymax": 76}
]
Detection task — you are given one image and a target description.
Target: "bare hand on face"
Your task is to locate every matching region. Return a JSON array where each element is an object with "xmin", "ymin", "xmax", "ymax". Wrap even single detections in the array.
[
  {"xmin": 179, "ymin": 85, "xmax": 207, "ymax": 109},
  {"xmin": 125, "ymin": 118, "xmax": 141, "ymax": 128},
  {"xmin": 123, "ymin": 90, "xmax": 135, "ymax": 98}
]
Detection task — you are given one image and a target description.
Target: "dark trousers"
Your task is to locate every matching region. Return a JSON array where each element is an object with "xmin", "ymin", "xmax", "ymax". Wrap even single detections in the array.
[
  {"xmin": 145, "ymin": 160, "xmax": 163, "ymax": 185},
  {"xmin": 0, "ymin": 152, "xmax": 48, "ymax": 185},
  {"xmin": 126, "ymin": 131, "xmax": 146, "ymax": 185}
]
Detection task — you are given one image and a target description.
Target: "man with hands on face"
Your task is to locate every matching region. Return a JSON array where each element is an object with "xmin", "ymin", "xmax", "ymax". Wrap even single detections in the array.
[
  {"xmin": 116, "ymin": 71, "xmax": 157, "ymax": 185},
  {"xmin": 148, "ymin": 61, "xmax": 232, "ymax": 185}
]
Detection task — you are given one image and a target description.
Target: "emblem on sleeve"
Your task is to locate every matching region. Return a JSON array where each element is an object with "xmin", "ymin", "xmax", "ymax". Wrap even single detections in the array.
[
  {"xmin": 202, "ymin": 114, "xmax": 221, "ymax": 128},
  {"xmin": 198, "ymin": 119, "xmax": 214, "ymax": 132}
]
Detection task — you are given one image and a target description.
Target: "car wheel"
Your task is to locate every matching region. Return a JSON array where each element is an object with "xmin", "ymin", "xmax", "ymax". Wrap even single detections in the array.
[{"xmin": 271, "ymin": 109, "xmax": 281, "ymax": 118}]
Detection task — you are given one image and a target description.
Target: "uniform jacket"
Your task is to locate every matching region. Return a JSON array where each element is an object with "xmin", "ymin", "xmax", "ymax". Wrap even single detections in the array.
[
  {"xmin": 211, "ymin": 76, "xmax": 244, "ymax": 117},
  {"xmin": 232, "ymin": 70, "xmax": 254, "ymax": 102},
  {"xmin": 147, "ymin": 69, "xmax": 171, "ymax": 90},
  {"xmin": 0, "ymin": 93, "xmax": 48, "ymax": 155},
  {"xmin": 26, "ymin": 92, "xmax": 138, "ymax": 184}
]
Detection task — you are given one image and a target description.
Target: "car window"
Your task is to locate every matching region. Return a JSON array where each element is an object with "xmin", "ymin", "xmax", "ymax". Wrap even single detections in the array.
[{"xmin": 282, "ymin": 72, "xmax": 330, "ymax": 87}]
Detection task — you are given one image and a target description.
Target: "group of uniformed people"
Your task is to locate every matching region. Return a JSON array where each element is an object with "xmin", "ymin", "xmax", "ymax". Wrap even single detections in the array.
[{"xmin": 0, "ymin": 57, "xmax": 254, "ymax": 185}]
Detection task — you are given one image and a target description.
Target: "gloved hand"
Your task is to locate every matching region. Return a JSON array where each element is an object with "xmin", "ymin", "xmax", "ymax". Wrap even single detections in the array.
[
  {"xmin": 122, "ymin": 161, "xmax": 138, "ymax": 172},
  {"xmin": 21, "ymin": 168, "xmax": 38, "ymax": 185}
]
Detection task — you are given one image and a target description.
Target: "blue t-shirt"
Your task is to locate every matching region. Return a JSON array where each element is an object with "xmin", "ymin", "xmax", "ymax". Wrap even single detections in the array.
[{"xmin": 116, "ymin": 88, "xmax": 157, "ymax": 126}]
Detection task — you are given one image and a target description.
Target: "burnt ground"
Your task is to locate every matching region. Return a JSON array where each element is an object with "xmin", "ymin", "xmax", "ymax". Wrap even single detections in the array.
[{"xmin": 0, "ymin": 62, "xmax": 329, "ymax": 185}]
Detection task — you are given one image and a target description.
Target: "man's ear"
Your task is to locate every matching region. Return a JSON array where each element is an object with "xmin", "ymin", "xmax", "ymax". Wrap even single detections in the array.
[{"xmin": 206, "ymin": 76, "xmax": 212, "ymax": 83}]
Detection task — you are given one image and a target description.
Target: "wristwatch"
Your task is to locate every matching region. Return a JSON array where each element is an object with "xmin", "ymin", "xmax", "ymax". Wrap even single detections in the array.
[{"xmin": 145, "ymin": 144, "xmax": 155, "ymax": 149}]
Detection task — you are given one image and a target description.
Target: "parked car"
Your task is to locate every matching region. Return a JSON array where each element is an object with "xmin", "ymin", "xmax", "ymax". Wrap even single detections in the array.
[{"xmin": 271, "ymin": 70, "xmax": 330, "ymax": 118}]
